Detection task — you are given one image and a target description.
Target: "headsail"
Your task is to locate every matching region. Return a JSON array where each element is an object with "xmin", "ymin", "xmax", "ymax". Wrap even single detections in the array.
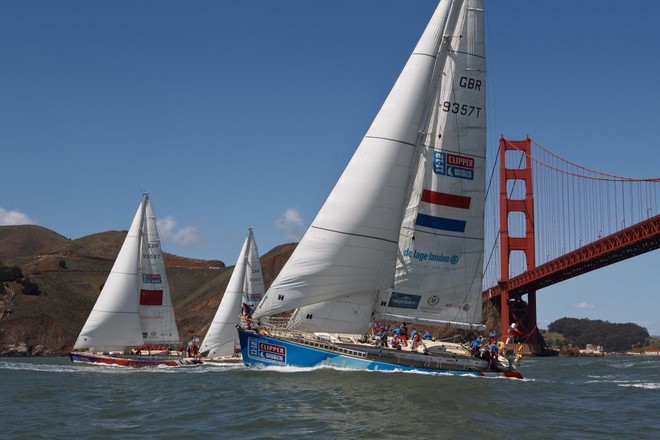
[
  {"xmin": 375, "ymin": 0, "xmax": 487, "ymax": 330},
  {"xmin": 253, "ymin": 3, "xmax": 454, "ymax": 334},
  {"xmin": 201, "ymin": 228, "xmax": 264, "ymax": 357},
  {"xmin": 73, "ymin": 195, "xmax": 148, "ymax": 352}
]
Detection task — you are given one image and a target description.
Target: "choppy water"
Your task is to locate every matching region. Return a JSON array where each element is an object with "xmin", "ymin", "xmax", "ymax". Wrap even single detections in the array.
[{"xmin": 0, "ymin": 356, "xmax": 658, "ymax": 439}]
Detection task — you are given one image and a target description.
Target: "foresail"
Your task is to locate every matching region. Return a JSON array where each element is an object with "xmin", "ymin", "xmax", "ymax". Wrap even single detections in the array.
[
  {"xmin": 73, "ymin": 197, "xmax": 146, "ymax": 352},
  {"xmin": 201, "ymin": 228, "xmax": 263, "ymax": 357},
  {"xmin": 375, "ymin": 0, "xmax": 487, "ymax": 329},
  {"xmin": 138, "ymin": 194, "xmax": 181, "ymax": 345},
  {"xmin": 254, "ymin": 2, "xmax": 453, "ymax": 323},
  {"xmin": 244, "ymin": 228, "xmax": 265, "ymax": 305},
  {"xmin": 289, "ymin": 291, "xmax": 376, "ymax": 336}
]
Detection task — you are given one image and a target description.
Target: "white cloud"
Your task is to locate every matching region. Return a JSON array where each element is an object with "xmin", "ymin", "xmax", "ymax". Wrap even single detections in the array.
[
  {"xmin": 275, "ymin": 208, "xmax": 306, "ymax": 241},
  {"xmin": 0, "ymin": 207, "xmax": 36, "ymax": 225},
  {"xmin": 157, "ymin": 215, "xmax": 201, "ymax": 246},
  {"xmin": 571, "ymin": 301, "xmax": 597, "ymax": 310}
]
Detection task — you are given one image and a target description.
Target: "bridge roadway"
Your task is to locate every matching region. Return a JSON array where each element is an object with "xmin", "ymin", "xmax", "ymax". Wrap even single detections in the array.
[{"xmin": 484, "ymin": 214, "xmax": 660, "ymax": 300}]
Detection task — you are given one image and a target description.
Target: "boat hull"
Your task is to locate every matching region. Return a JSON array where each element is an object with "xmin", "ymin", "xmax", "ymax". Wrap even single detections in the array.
[
  {"xmin": 237, "ymin": 328, "xmax": 522, "ymax": 379},
  {"xmin": 69, "ymin": 352, "xmax": 202, "ymax": 368}
]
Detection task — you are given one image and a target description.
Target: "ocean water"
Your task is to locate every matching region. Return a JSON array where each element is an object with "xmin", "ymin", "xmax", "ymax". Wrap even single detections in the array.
[{"xmin": 0, "ymin": 356, "xmax": 657, "ymax": 440}]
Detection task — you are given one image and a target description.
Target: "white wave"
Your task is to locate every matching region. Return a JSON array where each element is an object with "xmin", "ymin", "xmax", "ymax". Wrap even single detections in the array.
[
  {"xmin": 0, "ymin": 361, "xmax": 80, "ymax": 373},
  {"xmin": 609, "ymin": 362, "xmax": 635, "ymax": 369},
  {"xmin": 618, "ymin": 382, "xmax": 660, "ymax": 390}
]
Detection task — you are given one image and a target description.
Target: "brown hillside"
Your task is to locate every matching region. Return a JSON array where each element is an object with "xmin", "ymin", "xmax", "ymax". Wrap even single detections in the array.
[
  {"xmin": 0, "ymin": 225, "xmax": 69, "ymax": 265},
  {"xmin": 0, "ymin": 225, "xmax": 295, "ymax": 356}
]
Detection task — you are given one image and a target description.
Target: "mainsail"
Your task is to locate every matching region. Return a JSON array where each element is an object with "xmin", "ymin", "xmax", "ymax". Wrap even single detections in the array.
[
  {"xmin": 201, "ymin": 228, "xmax": 264, "ymax": 357},
  {"xmin": 375, "ymin": 0, "xmax": 486, "ymax": 330},
  {"xmin": 138, "ymin": 196, "xmax": 180, "ymax": 344},
  {"xmin": 73, "ymin": 193, "xmax": 181, "ymax": 352},
  {"xmin": 254, "ymin": 0, "xmax": 486, "ymax": 334}
]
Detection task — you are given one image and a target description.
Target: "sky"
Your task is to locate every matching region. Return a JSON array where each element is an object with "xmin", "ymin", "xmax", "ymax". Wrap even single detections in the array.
[{"xmin": 2, "ymin": 1, "xmax": 659, "ymax": 335}]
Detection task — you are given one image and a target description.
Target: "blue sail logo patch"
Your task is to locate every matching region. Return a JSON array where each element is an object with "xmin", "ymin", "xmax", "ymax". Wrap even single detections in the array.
[{"xmin": 433, "ymin": 151, "xmax": 474, "ymax": 180}]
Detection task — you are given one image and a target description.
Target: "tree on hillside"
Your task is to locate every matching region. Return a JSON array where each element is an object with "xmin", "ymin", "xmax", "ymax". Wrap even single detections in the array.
[
  {"xmin": 548, "ymin": 317, "xmax": 649, "ymax": 352},
  {"xmin": 0, "ymin": 265, "xmax": 23, "ymax": 282},
  {"xmin": 21, "ymin": 278, "xmax": 41, "ymax": 296}
]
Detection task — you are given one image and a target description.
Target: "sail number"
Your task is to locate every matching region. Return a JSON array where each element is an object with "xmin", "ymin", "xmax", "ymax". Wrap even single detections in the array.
[{"xmin": 441, "ymin": 101, "xmax": 481, "ymax": 118}]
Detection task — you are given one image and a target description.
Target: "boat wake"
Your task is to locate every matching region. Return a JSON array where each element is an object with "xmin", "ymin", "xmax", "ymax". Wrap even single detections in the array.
[
  {"xmin": 245, "ymin": 362, "xmax": 528, "ymax": 380},
  {"xmin": 0, "ymin": 360, "xmax": 79, "ymax": 374}
]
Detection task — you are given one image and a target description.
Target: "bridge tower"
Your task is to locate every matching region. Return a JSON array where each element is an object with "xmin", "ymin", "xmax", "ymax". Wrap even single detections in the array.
[{"xmin": 497, "ymin": 136, "xmax": 540, "ymax": 348}]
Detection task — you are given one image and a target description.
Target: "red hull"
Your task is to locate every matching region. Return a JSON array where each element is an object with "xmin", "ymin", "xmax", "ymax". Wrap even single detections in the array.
[{"xmin": 69, "ymin": 352, "xmax": 202, "ymax": 368}]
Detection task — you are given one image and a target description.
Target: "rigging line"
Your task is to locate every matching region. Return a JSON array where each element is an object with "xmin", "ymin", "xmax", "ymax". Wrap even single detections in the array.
[{"xmin": 484, "ymin": 137, "xmax": 501, "ymax": 206}]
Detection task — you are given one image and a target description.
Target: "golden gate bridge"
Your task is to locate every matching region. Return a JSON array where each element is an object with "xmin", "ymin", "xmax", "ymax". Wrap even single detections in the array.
[{"xmin": 482, "ymin": 137, "xmax": 660, "ymax": 354}]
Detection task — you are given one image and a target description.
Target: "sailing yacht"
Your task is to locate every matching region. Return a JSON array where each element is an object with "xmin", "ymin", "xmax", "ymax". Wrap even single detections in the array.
[
  {"xmin": 237, "ymin": 0, "xmax": 522, "ymax": 378},
  {"xmin": 200, "ymin": 228, "xmax": 265, "ymax": 362},
  {"xmin": 69, "ymin": 193, "xmax": 202, "ymax": 367}
]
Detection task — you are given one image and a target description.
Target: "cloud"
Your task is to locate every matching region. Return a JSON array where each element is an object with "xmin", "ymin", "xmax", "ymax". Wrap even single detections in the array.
[
  {"xmin": 571, "ymin": 301, "xmax": 597, "ymax": 310},
  {"xmin": 0, "ymin": 207, "xmax": 37, "ymax": 225},
  {"xmin": 157, "ymin": 215, "xmax": 201, "ymax": 246},
  {"xmin": 275, "ymin": 208, "xmax": 306, "ymax": 241}
]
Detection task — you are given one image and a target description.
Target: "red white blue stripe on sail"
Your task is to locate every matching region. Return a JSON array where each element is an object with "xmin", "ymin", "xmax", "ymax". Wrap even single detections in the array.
[{"xmin": 415, "ymin": 190, "xmax": 470, "ymax": 232}]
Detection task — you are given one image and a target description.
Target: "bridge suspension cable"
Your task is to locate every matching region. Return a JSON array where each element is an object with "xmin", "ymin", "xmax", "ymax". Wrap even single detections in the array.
[{"xmin": 484, "ymin": 137, "xmax": 660, "ymax": 288}]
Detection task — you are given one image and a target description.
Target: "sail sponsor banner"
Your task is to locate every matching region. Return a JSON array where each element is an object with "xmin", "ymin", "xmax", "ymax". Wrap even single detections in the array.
[
  {"xmin": 141, "ymin": 273, "xmax": 162, "ymax": 284},
  {"xmin": 402, "ymin": 247, "xmax": 460, "ymax": 265},
  {"xmin": 433, "ymin": 151, "xmax": 474, "ymax": 180},
  {"xmin": 139, "ymin": 289, "xmax": 164, "ymax": 306},
  {"xmin": 247, "ymin": 293, "xmax": 263, "ymax": 303},
  {"xmin": 247, "ymin": 337, "xmax": 286, "ymax": 365},
  {"xmin": 388, "ymin": 292, "xmax": 421, "ymax": 309}
]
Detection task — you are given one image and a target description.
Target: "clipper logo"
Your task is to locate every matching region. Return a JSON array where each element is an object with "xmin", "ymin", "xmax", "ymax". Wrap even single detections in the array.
[
  {"xmin": 248, "ymin": 338, "xmax": 286, "ymax": 365},
  {"xmin": 142, "ymin": 273, "xmax": 162, "ymax": 284},
  {"xmin": 433, "ymin": 151, "xmax": 475, "ymax": 180},
  {"xmin": 427, "ymin": 295, "xmax": 440, "ymax": 307}
]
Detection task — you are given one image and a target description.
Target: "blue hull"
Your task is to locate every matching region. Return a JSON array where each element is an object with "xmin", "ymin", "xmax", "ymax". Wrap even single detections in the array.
[{"xmin": 237, "ymin": 328, "xmax": 522, "ymax": 378}]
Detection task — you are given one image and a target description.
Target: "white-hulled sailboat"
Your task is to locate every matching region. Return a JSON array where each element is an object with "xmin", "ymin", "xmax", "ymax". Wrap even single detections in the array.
[
  {"xmin": 237, "ymin": 0, "xmax": 522, "ymax": 378},
  {"xmin": 201, "ymin": 227, "xmax": 264, "ymax": 362},
  {"xmin": 69, "ymin": 193, "xmax": 202, "ymax": 367}
]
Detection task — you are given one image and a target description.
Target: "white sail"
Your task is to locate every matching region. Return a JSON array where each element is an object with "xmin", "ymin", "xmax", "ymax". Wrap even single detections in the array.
[
  {"xmin": 375, "ymin": 0, "xmax": 486, "ymax": 330},
  {"xmin": 256, "ymin": 0, "xmax": 486, "ymax": 336},
  {"xmin": 243, "ymin": 228, "xmax": 265, "ymax": 305},
  {"xmin": 254, "ymin": 2, "xmax": 453, "ymax": 332},
  {"xmin": 201, "ymin": 228, "xmax": 264, "ymax": 357},
  {"xmin": 73, "ymin": 197, "xmax": 147, "ymax": 352},
  {"xmin": 74, "ymin": 193, "xmax": 183, "ymax": 352},
  {"xmin": 138, "ymin": 196, "xmax": 180, "ymax": 345}
]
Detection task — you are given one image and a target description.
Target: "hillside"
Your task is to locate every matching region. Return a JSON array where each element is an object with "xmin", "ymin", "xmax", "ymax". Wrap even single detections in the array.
[{"xmin": 0, "ymin": 225, "xmax": 295, "ymax": 355}]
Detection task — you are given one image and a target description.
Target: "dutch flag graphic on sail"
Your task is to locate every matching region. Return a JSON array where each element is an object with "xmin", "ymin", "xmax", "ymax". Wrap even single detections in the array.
[{"xmin": 415, "ymin": 190, "xmax": 470, "ymax": 233}]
